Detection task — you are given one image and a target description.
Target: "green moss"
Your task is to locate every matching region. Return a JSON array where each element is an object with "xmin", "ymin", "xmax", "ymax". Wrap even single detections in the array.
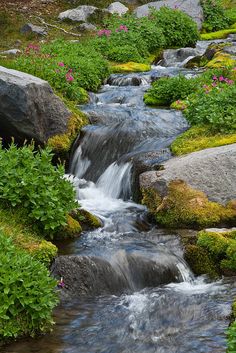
[
  {"xmin": 73, "ymin": 209, "xmax": 102, "ymax": 229},
  {"xmin": 197, "ymin": 229, "xmax": 236, "ymax": 273},
  {"xmin": 171, "ymin": 125, "xmax": 236, "ymax": 155},
  {"xmin": 184, "ymin": 244, "xmax": 218, "ymax": 277},
  {"xmin": 200, "ymin": 26, "xmax": 236, "ymax": 40},
  {"xmin": 141, "ymin": 187, "xmax": 162, "ymax": 214},
  {"xmin": 57, "ymin": 214, "xmax": 82, "ymax": 239},
  {"xmin": 142, "ymin": 180, "xmax": 236, "ymax": 229},
  {"xmin": 110, "ymin": 62, "xmax": 151, "ymax": 73},
  {"xmin": 0, "ymin": 204, "xmax": 57, "ymax": 267},
  {"xmin": 170, "ymin": 100, "xmax": 188, "ymax": 110},
  {"xmin": 206, "ymin": 52, "xmax": 236, "ymax": 68}
]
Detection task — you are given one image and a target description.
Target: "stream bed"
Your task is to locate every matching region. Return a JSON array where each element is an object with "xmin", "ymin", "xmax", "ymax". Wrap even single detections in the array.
[{"xmin": 4, "ymin": 46, "xmax": 236, "ymax": 353}]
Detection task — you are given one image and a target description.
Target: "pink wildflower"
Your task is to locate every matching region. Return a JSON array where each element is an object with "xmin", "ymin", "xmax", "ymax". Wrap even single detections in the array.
[
  {"xmin": 58, "ymin": 62, "xmax": 65, "ymax": 67},
  {"xmin": 212, "ymin": 75, "xmax": 217, "ymax": 81},
  {"xmin": 65, "ymin": 73, "xmax": 74, "ymax": 82},
  {"xmin": 219, "ymin": 76, "xmax": 224, "ymax": 82}
]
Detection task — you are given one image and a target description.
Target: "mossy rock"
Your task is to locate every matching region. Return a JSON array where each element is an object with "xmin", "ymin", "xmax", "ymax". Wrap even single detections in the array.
[
  {"xmin": 196, "ymin": 229, "xmax": 236, "ymax": 275},
  {"xmin": 200, "ymin": 26, "xmax": 236, "ymax": 40},
  {"xmin": 171, "ymin": 125, "xmax": 236, "ymax": 156},
  {"xmin": 184, "ymin": 244, "xmax": 218, "ymax": 278},
  {"xmin": 47, "ymin": 111, "xmax": 88, "ymax": 162},
  {"xmin": 142, "ymin": 180, "xmax": 236, "ymax": 229},
  {"xmin": 56, "ymin": 214, "xmax": 82, "ymax": 239},
  {"xmin": 170, "ymin": 100, "xmax": 187, "ymax": 111},
  {"xmin": 206, "ymin": 52, "xmax": 236, "ymax": 68},
  {"xmin": 111, "ymin": 62, "xmax": 151, "ymax": 73},
  {"xmin": 71, "ymin": 208, "xmax": 102, "ymax": 230}
]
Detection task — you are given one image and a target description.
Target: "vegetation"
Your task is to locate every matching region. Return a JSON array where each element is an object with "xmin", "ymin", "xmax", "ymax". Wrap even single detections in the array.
[
  {"xmin": 0, "ymin": 231, "xmax": 58, "ymax": 341},
  {"xmin": 0, "ymin": 143, "xmax": 77, "ymax": 235},
  {"xmin": 201, "ymin": 0, "xmax": 231, "ymax": 32},
  {"xmin": 171, "ymin": 125, "xmax": 236, "ymax": 155}
]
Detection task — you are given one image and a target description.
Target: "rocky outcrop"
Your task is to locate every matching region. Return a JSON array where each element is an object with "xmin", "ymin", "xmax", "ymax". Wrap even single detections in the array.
[
  {"xmin": 133, "ymin": 0, "xmax": 203, "ymax": 29},
  {"xmin": 0, "ymin": 66, "xmax": 71, "ymax": 144},
  {"xmin": 140, "ymin": 144, "xmax": 236, "ymax": 205},
  {"xmin": 58, "ymin": 5, "xmax": 104, "ymax": 23},
  {"xmin": 107, "ymin": 2, "xmax": 129, "ymax": 15}
]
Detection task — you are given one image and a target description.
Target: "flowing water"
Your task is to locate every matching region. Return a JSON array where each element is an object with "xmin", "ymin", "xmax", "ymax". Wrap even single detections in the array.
[{"xmin": 4, "ymin": 43, "xmax": 236, "ymax": 353}]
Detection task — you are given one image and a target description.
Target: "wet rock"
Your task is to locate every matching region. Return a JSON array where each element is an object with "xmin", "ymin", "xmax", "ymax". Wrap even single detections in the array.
[
  {"xmin": 51, "ymin": 252, "xmax": 181, "ymax": 300},
  {"xmin": 140, "ymin": 144, "xmax": 236, "ymax": 205},
  {"xmin": 78, "ymin": 22, "xmax": 97, "ymax": 31},
  {"xmin": 107, "ymin": 2, "xmax": 129, "ymax": 15},
  {"xmin": 160, "ymin": 48, "xmax": 200, "ymax": 67},
  {"xmin": 58, "ymin": 5, "xmax": 102, "ymax": 23},
  {"xmin": 20, "ymin": 23, "xmax": 47, "ymax": 36},
  {"xmin": 0, "ymin": 66, "xmax": 71, "ymax": 144},
  {"xmin": 133, "ymin": 0, "xmax": 203, "ymax": 29},
  {"xmin": 222, "ymin": 45, "xmax": 236, "ymax": 56}
]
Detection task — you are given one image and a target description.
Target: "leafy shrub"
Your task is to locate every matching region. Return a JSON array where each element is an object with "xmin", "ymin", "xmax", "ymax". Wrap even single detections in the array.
[
  {"xmin": 0, "ymin": 143, "xmax": 77, "ymax": 234},
  {"xmin": 184, "ymin": 80, "xmax": 236, "ymax": 133},
  {"xmin": 144, "ymin": 75, "xmax": 198, "ymax": 106},
  {"xmin": 0, "ymin": 232, "xmax": 58, "ymax": 340},
  {"xmin": 149, "ymin": 7, "xmax": 199, "ymax": 47},
  {"xmin": 201, "ymin": 0, "xmax": 231, "ymax": 32},
  {"xmin": 227, "ymin": 321, "xmax": 236, "ymax": 353}
]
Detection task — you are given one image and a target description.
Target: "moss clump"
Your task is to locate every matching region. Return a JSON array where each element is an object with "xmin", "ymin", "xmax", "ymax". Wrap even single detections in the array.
[
  {"xmin": 72, "ymin": 209, "xmax": 102, "ymax": 230},
  {"xmin": 184, "ymin": 244, "xmax": 218, "ymax": 277},
  {"xmin": 170, "ymin": 100, "xmax": 188, "ymax": 110},
  {"xmin": 200, "ymin": 26, "xmax": 236, "ymax": 40},
  {"xmin": 0, "ymin": 204, "xmax": 57, "ymax": 267},
  {"xmin": 206, "ymin": 52, "xmax": 236, "ymax": 68},
  {"xmin": 57, "ymin": 214, "xmax": 82, "ymax": 239},
  {"xmin": 142, "ymin": 180, "xmax": 236, "ymax": 228},
  {"xmin": 197, "ymin": 229, "xmax": 236, "ymax": 273},
  {"xmin": 47, "ymin": 111, "xmax": 88, "ymax": 160},
  {"xmin": 110, "ymin": 62, "xmax": 151, "ymax": 73},
  {"xmin": 171, "ymin": 125, "xmax": 236, "ymax": 155}
]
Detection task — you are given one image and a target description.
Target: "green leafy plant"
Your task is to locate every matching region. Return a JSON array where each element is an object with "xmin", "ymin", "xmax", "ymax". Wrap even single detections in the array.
[
  {"xmin": 201, "ymin": 0, "xmax": 231, "ymax": 32},
  {"xmin": 0, "ymin": 143, "xmax": 77, "ymax": 234},
  {"xmin": 0, "ymin": 232, "xmax": 58, "ymax": 340},
  {"xmin": 227, "ymin": 321, "xmax": 236, "ymax": 353},
  {"xmin": 144, "ymin": 75, "xmax": 199, "ymax": 106}
]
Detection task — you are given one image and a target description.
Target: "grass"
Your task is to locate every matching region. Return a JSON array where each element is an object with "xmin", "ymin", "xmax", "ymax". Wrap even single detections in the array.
[
  {"xmin": 200, "ymin": 25, "xmax": 236, "ymax": 40},
  {"xmin": 171, "ymin": 125, "xmax": 236, "ymax": 155}
]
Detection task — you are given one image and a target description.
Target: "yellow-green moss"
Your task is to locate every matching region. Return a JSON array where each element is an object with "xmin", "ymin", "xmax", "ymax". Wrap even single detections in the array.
[
  {"xmin": 184, "ymin": 244, "xmax": 218, "ymax": 277},
  {"xmin": 197, "ymin": 229, "xmax": 236, "ymax": 273},
  {"xmin": 171, "ymin": 125, "xmax": 236, "ymax": 155},
  {"xmin": 200, "ymin": 26, "xmax": 236, "ymax": 40},
  {"xmin": 47, "ymin": 110, "xmax": 88, "ymax": 157},
  {"xmin": 0, "ymin": 204, "xmax": 57, "ymax": 266},
  {"xmin": 78, "ymin": 209, "xmax": 102, "ymax": 229},
  {"xmin": 206, "ymin": 52, "xmax": 236, "ymax": 68},
  {"xmin": 142, "ymin": 180, "xmax": 236, "ymax": 229},
  {"xmin": 59, "ymin": 214, "xmax": 82, "ymax": 239},
  {"xmin": 170, "ymin": 100, "xmax": 188, "ymax": 110},
  {"xmin": 110, "ymin": 62, "xmax": 151, "ymax": 73}
]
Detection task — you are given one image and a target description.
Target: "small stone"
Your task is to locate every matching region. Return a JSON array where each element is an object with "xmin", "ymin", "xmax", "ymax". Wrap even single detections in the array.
[
  {"xmin": 58, "ymin": 6, "xmax": 98, "ymax": 22},
  {"xmin": 0, "ymin": 49, "xmax": 21, "ymax": 56},
  {"xmin": 107, "ymin": 2, "xmax": 129, "ymax": 15},
  {"xmin": 78, "ymin": 22, "xmax": 97, "ymax": 31}
]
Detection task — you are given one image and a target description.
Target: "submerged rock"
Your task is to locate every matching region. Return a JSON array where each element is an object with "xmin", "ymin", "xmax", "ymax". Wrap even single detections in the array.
[
  {"xmin": 0, "ymin": 66, "xmax": 71, "ymax": 144},
  {"xmin": 133, "ymin": 0, "xmax": 203, "ymax": 29}
]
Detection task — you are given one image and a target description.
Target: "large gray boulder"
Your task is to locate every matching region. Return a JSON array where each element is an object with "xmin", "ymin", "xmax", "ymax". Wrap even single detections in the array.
[
  {"xmin": 107, "ymin": 2, "xmax": 129, "ymax": 15},
  {"xmin": 0, "ymin": 66, "xmax": 71, "ymax": 144},
  {"xmin": 140, "ymin": 144, "xmax": 236, "ymax": 205},
  {"xmin": 58, "ymin": 5, "xmax": 98, "ymax": 22},
  {"xmin": 133, "ymin": 0, "xmax": 203, "ymax": 29}
]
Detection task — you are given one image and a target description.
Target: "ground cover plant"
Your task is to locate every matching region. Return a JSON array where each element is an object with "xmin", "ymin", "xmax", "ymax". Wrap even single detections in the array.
[
  {"xmin": 201, "ymin": 0, "xmax": 232, "ymax": 32},
  {"xmin": 0, "ymin": 231, "xmax": 58, "ymax": 341},
  {"xmin": 0, "ymin": 143, "xmax": 77, "ymax": 235}
]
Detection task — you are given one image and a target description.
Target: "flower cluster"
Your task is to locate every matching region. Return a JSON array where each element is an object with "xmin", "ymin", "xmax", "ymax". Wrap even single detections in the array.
[
  {"xmin": 97, "ymin": 29, "xmax": 112, "ymax": 37},
  {"xmin": 25, "ymin": 43, "xmax": 40, "ymax": 55},
  {"xmin": 56, "ymin": 63, "xmax": 75, "ymax": 82},
  {"xmin": 203, "ymin": 74, "xmax": 234, "ymax": 93},
  {"xmin": 116, "ymin": 24, "xmax": 128, "ymax": 32}
]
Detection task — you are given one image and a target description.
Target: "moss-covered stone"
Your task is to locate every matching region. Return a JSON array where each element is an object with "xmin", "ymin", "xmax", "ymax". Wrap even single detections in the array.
[
  {"xmin": 197, "ymin": 229, "xmax": 236, "ymax": 274},
  {"xmin": 200, "ymin": 26, "xmax": 236, "ymax": 40},
  {"xmin": 171, "ymin": 125, "xmax": 236, "ymax": 156},
  {"xmin": 206, "ymin": 52, "xmax": 236, "ymax": 68},
  {"xmin": 57, "ymin": 214, "xmax": 82, "ymax": 239},
  {"xmin": 71, "ymin": 208, "xmax": 102, "ymax": 230},
  {"xmin": 184, "ymin": 244, "xmax": 218, "ymax": 278},
  {"xmin": 47, "ymin": 111, "xmax": 88, "ymax": 161},
  {"xmin": 170, "ymin": 100, "xmax": 188, "ymax": 110},
  {"xmin": 111, "ymin": 62, "xmax": 151, "ymax": 73},
  {"xmin": 142, "ymin": 180, "xmax": 236, "ymax": 229}
]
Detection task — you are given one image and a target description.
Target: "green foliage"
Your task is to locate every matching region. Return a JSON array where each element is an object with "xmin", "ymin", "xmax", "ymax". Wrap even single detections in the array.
[
  {"xmin": 201, "ymin": 0, "xmax": 231, "ymax": 32},
  {"xmin": 144, "ymin": 75, "xmax": 198, "ymax": 106},
  {"xmin": 0, "ymin": 232, "xmax": 58, "ymax": 340},
  {"xmin": 0, "ymin": 143, "xmax": 77, "ymax": 234},
  {"xmin": 149, "ymin": 7, "xmax": 199, "ymax": 47},
  {"xmin": 227, "ymin": 320, "xmax": 236, "ymax": 353},
  {"xmin": 184, "ymin": 82, "xmax": 236, "ymax": 133},
  {"xmin": 184, "ymin": 244, "xmax": 218, "ymax": 277}
]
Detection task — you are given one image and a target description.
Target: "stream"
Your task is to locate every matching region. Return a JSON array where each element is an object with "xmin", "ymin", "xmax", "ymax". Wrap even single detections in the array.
[{"xmin": 4, "ymin": 41, "xmax": 236, "ymax": 353}]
